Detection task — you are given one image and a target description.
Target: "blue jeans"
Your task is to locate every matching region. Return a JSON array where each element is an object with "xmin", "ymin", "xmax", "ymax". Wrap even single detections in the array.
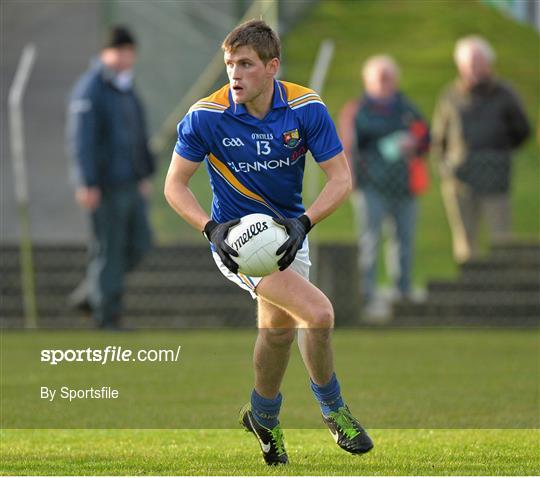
[{"xmin": 357, "ymin": 187, "xmax": 417, "ymax": 302}]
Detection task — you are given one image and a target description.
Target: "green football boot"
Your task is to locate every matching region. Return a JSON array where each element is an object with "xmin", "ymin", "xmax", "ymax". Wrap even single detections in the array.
[
  {"xmin": 239, "ymin": 403, "xmax": 288, "ymax": 465},
  {"xmin": 322, "ymin": 405, "xmax": 374, "ymax": 454}
]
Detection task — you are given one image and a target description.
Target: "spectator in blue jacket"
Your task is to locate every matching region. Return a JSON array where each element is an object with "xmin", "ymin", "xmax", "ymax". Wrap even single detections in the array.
[
  {"xmin": 66, "ymin": 26, "xmax": 155, "ymax": 329},
  {"xmin": 339, "ymin": 55, "xmax": 430, "ymax": 321}
]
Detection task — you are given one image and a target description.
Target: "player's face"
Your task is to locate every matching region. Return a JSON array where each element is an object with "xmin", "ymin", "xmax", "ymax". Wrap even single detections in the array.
[{"xmin": 224, "ymin": 46, "xmax": 278, "ymax": 104}]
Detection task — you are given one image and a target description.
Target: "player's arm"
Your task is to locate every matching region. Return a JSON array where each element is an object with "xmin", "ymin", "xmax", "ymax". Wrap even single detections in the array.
[
  {"xmin": 164, "ymin": 151, "xmax": 239, "ymax": 272},
  {"xmin": 338, "ymin": 100, "xmax": 360, "ymax": 188},
  {"xmin": 274, "ymin": 152, "xmax": 351, "ymax": 271},
  {"xmin": 304, "ymin": 152, "xmax": 352, "ymax": 226},
  {"xmin": 164, "ymin": 152, "xmax": 209, "ymax": 231}
]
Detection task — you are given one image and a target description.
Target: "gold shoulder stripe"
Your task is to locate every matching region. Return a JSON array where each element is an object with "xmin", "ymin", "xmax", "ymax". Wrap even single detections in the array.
[
  {"xmin": 280, "ymin": 81, "xmax": 318, "ymax": 102},
  {"xmin": 188, "ymin": 84, "xmax": 231, "ymax": 112},
  {"xmin": 288, "ymin": 92, "xmax": 321, "ymax": 104},
  {"xmin": 288, "ymin": 94, "xmax": 323, "ymax": 107},
  {"xmin": 198, "ymin": 84, "xmax": 230, "ymax": 108},
  {"xmin": 289, "ymin": 98, "xmax": 325, "ymax": 110},
  {"xmin": 188, "ymin": 104, "xmax": 226, "ymax": 114},
  {"xmin": 195, "ymin": 101, "xmax": 227, "ymax": 109}
]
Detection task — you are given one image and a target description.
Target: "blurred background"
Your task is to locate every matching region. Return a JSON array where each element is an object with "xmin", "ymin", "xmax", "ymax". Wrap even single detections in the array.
[{"xmin": 1, "ymin": 0, "xmax": 539, "ymax": 328}]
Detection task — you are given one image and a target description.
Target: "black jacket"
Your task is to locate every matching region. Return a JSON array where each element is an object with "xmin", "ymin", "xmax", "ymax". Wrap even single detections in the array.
[{"xmin": 432, "ymin": 78, "xmax": 530, "ymax": 193}]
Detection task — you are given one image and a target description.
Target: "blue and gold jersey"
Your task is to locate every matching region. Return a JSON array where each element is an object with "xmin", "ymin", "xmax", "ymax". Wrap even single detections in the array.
[{"xmin": 174, "ymin": 80, "xmax": 343, "ymax": 221}]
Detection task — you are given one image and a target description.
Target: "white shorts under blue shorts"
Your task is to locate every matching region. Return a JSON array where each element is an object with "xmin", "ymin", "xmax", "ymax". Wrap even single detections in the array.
[{"xmin": 212, "ymin": 238, "xmax": 311, "ymax": 299}]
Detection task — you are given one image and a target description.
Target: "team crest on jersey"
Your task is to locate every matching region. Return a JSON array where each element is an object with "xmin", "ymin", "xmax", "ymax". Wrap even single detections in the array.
[{"xmin": 283, "ymin": 129, "xmax": 301, "ymax": 149}]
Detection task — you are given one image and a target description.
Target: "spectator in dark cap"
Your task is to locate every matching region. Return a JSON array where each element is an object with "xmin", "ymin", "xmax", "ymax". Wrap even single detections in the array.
[
  {"xmin": 66, "ymin": 25, "xmax": 155, "ymax": 329},
  {"xmin": 104, "ymin": 25, "xmax": 137, "ymax": 49}
]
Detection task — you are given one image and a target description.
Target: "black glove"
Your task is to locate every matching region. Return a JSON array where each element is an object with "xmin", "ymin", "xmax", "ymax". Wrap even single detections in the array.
[
  {"xmin": 274, "ymin": 214, "xmax": 312, "ymax": 271},
  {"xmin": 203, "ymin": 219, "xmax": 240, "ymax": 273}
]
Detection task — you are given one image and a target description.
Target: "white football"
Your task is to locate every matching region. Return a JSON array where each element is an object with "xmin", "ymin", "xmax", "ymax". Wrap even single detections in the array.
[{"xmin": 226, "ymin": 213, "xmax": 288, "ymax": 277}]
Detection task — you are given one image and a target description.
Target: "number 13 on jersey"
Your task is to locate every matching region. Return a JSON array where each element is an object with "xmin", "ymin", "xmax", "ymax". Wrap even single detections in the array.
[{"xmin": 256, "ymin": 141, "xmax": 271, "ymax": 156}]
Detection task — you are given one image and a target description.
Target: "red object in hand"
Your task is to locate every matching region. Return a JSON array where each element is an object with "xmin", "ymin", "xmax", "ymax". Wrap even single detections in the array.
[
  {"xmin": 409, "ymin": 157, "xmax": 429, "ymax": 195},
  {"xmin": 408, "ymin": 120, "xmax": 430, "ymax": 195}
]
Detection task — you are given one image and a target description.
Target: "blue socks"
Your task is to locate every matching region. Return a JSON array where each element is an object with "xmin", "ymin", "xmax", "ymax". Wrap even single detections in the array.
[
  {"xmin": 310, "ymin": 373, "xmax": 344, "ymax": 416},
  {"xmin": 251, "ymin": 389, "xmax": 282, "ymax": 429},
  {"xmin": 250, "ymin": 374, "xmax": 343, "ymax": 427}
]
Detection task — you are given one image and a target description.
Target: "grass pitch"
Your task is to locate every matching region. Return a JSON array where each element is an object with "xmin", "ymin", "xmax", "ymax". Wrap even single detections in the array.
[
  {"xmin": 1, "ymin": 428, "xmax": 538, "ymax": 475},
  {"xmin": 1, "ymin": 328, "xmax": 538, "ymax": 475}
]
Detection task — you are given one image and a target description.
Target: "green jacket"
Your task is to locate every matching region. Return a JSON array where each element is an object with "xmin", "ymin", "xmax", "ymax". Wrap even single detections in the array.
[{"xmin": 431, "ymin": 78, "xmax": 530, "ymax": 194}]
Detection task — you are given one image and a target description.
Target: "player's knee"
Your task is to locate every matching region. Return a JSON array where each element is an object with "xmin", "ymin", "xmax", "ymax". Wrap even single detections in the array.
[
  {"xmin": 307, "ymin": 304, "xmax": 334, "ymax": 329},
  {"xmin": 260, "ymin": 327, "xmax": 296, "ymax": 347}
]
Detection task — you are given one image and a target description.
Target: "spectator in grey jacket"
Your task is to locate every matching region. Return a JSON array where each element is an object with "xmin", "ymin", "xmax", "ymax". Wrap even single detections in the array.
[
  {"xmin": 67, "ymin": 26, "xmax": 155, "ymax": 328},
  {"xmin": 432, "ymin": 35, "xmax": 530, "ymax": 263}
]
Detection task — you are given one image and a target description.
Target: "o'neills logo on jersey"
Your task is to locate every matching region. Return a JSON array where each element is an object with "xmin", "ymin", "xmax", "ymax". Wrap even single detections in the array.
[
  {"xmin": 251, "ymin": 133, "xmax": 274, "ymax": 140},
  {"xmin": 230, "ymin": 221, "xmax": 269, "ymax": 251}
]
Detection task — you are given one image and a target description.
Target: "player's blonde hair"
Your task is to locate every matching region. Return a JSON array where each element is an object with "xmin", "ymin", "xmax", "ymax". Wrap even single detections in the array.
[{"xmin": 222, "ymin": 19, "xmax": 280, "ymax": 64}]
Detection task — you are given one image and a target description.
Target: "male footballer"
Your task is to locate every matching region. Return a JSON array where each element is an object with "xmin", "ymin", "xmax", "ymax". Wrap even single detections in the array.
[{"xmin": 165, "ymin": 19, "xmax": 373, "ymax": 465}]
